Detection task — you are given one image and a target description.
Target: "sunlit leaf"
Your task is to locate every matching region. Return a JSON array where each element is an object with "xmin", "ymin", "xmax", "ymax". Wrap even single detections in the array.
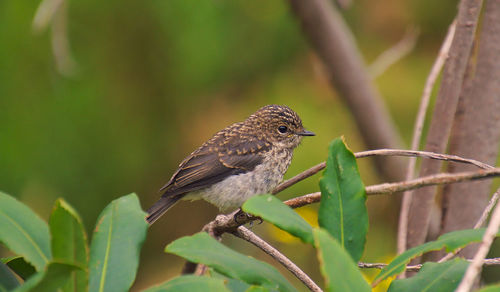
[{"xmin": 242, "ymin": 194, "xmax": 313, "ymax": 244}]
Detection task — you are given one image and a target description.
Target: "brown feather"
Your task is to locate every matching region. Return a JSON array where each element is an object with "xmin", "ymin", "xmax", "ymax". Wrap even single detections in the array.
[{"xmin": 158, "ymin": 134, "xmax": 271, "ymax": 199}]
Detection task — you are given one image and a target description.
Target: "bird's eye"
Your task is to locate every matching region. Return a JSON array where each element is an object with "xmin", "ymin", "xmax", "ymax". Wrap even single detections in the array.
[{"xmin": 278, "ymin": 125, "xmax": 288, "ymax": 134}]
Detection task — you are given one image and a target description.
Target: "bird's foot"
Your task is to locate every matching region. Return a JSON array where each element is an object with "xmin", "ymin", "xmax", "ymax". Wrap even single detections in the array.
[{"xmin": 233, "ymin": 210, "xmax": 263, "ymax": 226}]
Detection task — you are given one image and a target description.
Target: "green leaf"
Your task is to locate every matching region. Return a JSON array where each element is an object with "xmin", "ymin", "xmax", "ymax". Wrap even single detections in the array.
[
  {"xmin": 88, "ymin": 193, "xmax": 149, "ymax": 292},
  {"xmin": 318, "ymin": 138, "xmax": 368, "ymax": 262},
  {"xmin": 387, "ymin": 258, "xmax": 468, "ymax": 292},
  {"xmin": 242, "ymin": 194, "xmax": 313, "ymax": 244},
  {"xmin": 2, "ymin": 257, "xmax": 36, "ymax": 280},
  {"xmin": 478, "ymin": 284, "xmax": 500, "ymax": 292},
  {"xmin": 210, "ymin": 269, "xmax": 253, "ymax": 292},
  {"xmin": 437, "ymin": 228, "xmax": 487, "ymax": 251},
  {"xmin": 207, "ymin": 267, "xmax": 251, "ymax": 292},
  {"xmin": 166, "ymin": 232, "xmax": 297, "ymax": 292},
  {"xmin": 144, "ymin": 275, "xmax": 230, "ymax": 292},
  {"xmin": 314, "ymin": 228, "xmax": 370, "ymax": 292},
  {"xmin": 245, "ymin": 286, "xmax": 273, "ymax": 292},
  {"xmin": 0, "ymin": 191, "xmax": 52, "ymax": 271},
  {"xmin": 0, "ymin": 261, "xmax": 19, "ymax": 291},
  {"xmin": 13, "ymin": 262, "xmax": 79, "ymax": 292},
  {"xmin": 49, "ymin": 199, "xmax": 89, "ymax": 292},
  {"xmin": 373, "ymin": 228, "xmax": 491, "ymax": 286}
]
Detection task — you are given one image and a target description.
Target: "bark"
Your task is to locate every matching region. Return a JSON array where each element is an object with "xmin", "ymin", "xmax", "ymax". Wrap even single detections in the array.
[
  {"xmin": 406, "ymin": 0, "xmax": 483, "ymax": 253},
  {"xmin": 439, "ymin": 0, "xmax": 500, "ymax": 259},
  {"xmin": 287, "ymin": 0, "xmax": 406, "ymax": 182}
]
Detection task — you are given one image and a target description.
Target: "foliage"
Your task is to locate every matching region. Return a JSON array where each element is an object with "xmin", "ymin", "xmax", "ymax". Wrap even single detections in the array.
[
  {"xmin": 318, "ymin": 137, "xmax": 368, "ymax": 262},
  {"xmin": 0, "ymin": 138, "xmax": 497, "ymax": 291},
  {"xmin": 143, "ymin": 275, "xmax": 231, "ymax": 292},
  {"xmin": 0, "ymin": 193, "xmax": 148, "ymax": 292},
  {"xmin": 166, "ymin": 232, "xmax": 296, "ymax": 292},
  {"xmin": 372, "ymin": 228, "xmax": 492, "ymax": 286},
  {"xmin": 1, "ymin": 0, "xmax": 465, "ymax": 288},
  {"xmin": 387, "ymin": 259, "xmax": 468, "ymax": 292},
  {"xmin": 242, "ymin": 194, "xmax": 314, "ymax": 244}
]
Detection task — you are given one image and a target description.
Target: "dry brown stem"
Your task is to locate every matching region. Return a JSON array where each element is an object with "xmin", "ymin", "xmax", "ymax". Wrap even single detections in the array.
[
  {"xmin": 232, "ymin": 226, "xmax": 322, "ymax": 292},
  {"xmin": 287, "ymin": 0, "xmax": 405, "ymax": 182},
  {"xmin": 397, "ymin": 19, "xmax": 456, "ymax": 256},
  {"xmin": 406, "ymin": 0, "xmax": 484, "ymax": 253}
]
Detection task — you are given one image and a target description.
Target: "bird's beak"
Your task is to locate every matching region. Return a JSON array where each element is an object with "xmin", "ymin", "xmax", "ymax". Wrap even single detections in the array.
[{"xmin": 297, "ymin": 129, "xmax": 315, "ymax": 136}]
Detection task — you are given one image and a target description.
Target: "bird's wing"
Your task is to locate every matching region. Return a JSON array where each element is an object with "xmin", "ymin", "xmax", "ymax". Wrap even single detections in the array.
[{"xmin": 160, "ymin": 139, "xmax": 270, "ymax": 198}]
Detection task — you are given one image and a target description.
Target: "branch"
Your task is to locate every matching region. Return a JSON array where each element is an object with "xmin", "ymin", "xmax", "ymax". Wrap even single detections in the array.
[
  {"xmin": 398, "ymin": 19, "xmax": 457, "ymax": 255},
  {"xmin": 32, "ymin": 0, "xmax": 76, "ymax": 76},
  {"xmin": 32, "ymin": 0, "xmax": 63, "ymax": 32},
  {"xmin": 285, "ymin": 168, "xmax": 500, "ymax": 208},
  {"xmin": 358, "ymin": 257, "xmax": 500, "ymax": 272},
  {"xmin": 287, "ymin": 0, "xmax": 406, "ymax": 182},
  {"xmin": 232, "ymin": 226, "xmax": 322, "ymax": 292},
  {"xmin": 185, "ymin": 150, "xmax": 497, "ymax": 276},
  {"xmin": 50, "ymin": 0, "xmax": 77, "ymax": 76},
  {"xmin": 368, "ymin": 27, "xmax": 419, "ymax": 78},
  {"xmin": 406, "ymin": 0, "xmax": 484, "ymax": 253},
  {"xmin": 438, "ymin": 189, "xmax": 500, "ymax": 263},
  {"xmin": 196, "ymin": 167, "xmax": 500, "ymax": 238},
  {"xmin": 438, "ymin": 0, "xmax": 500, "ymax": 262},
  {"xmin": 456, "ymin": 187, "xmax": 500, "ymax": 292},
  {"xmin": 274, "ymin": 148, "xmax": 493, "ymax": 195}
]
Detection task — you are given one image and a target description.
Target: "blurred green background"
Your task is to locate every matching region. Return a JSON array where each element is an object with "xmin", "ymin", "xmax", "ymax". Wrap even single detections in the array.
[{"xmin": 0, "ymin": 0, "xmax": 470, "ymax": 290}]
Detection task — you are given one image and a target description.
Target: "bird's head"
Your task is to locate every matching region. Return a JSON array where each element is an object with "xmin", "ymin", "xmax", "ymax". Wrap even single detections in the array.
[{"xmin": 248, "ymin": 105, "xmax": 315, "ymax": 149}]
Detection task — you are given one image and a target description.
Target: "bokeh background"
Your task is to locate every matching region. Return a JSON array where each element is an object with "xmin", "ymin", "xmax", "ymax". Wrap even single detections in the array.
[{"xmin": 4, "ymin": 0, "xmax": 492, "ymax": 290}]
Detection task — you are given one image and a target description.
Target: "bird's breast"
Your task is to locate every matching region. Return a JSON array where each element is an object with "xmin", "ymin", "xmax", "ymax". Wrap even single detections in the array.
[{"xmin": 186, "ymin": 148, "xmax": 294, "ymax": 211}]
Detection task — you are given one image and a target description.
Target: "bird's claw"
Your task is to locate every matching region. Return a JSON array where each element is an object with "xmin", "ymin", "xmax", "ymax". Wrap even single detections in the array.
[{"xmin": 233, "ymin": 210, "xmax": 263, "ymax": 226}]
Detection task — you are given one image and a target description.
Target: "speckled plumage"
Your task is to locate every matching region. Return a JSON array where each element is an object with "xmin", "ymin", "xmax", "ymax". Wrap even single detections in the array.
[{"xmin": 146, "ymin": 105, "xmax": 314, "ymax": 224}]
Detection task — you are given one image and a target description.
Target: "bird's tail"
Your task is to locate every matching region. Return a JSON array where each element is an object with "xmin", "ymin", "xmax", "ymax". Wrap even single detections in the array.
[{"xmin": 146, "ymin": 195, "xmax": 182, "ymax": 224}]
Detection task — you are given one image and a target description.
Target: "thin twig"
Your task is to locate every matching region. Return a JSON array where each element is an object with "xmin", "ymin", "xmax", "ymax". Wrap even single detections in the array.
[
  {"xmin": 358, "ymin": 262, "xmax": 422, "ymax": 272},
  {"xmin": 356, "ymin": 149, "xmax": 493, "ymax": 170},
  {"xmin": 474, "ymin": 191, "xmax": 500, "ymax": 229},
  {"xmin": 438, "ymin": 189, "xmax": 500, "ymax": 263},
  {"xmin": 51, "ymin": 0, "xmax": 77, "ymax": 76},
  {"xmin": 369, "ymin": 27, "xmax": 420, "ymax": 78},
  {"xmin": 288, "ymin": 0, "xmax": 406, "ymax": 182},
  {"xmin": 456, "ymin": 188, "xmax": 500, "ymax": 292},
  {"xmin": 274, "ymin": 148, "xmax": 492, "ymax": 195},
  {"xmin": 196, "ymin": 166, "xmax": 500, "ymax": 237},
  {"xmin": 232, "ymin": 226, "xmax": 322, "ymax": 292},
  {"xmin": 32, "ymin": 0, "xmax": 63, "ymax": 33},
  {"xmin": 186, "ymin": 150, "xmax": 497, "ymax": 277},
  {"xmin": 358, "ymin": 257, "xmax": 500, "ymax": 272},
  {"xmin": 181, "ymin": 219, "xmax": 226, "ymax": 274},
  {"xmin": 32, "ymin": 0, "xmax": 76, "ymax": 76},
  {"xmin": 285, "ymin": 168, "xmax": 500, "ymax": 208},
  {"xmin": 398, "ymin": 20, "xmax": 457, "ymax": 256}
]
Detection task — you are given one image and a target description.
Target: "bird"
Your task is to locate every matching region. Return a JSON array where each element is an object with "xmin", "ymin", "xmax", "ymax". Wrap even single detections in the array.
[{"xmin": 146, "ymin": 104, "xmax": 315, "ymax": 224}]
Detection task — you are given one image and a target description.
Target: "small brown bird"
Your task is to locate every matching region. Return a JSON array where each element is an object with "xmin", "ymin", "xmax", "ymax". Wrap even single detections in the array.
[{"xmin": 146, "ymin": 105, "xmax": 314, "ymax": 224}]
